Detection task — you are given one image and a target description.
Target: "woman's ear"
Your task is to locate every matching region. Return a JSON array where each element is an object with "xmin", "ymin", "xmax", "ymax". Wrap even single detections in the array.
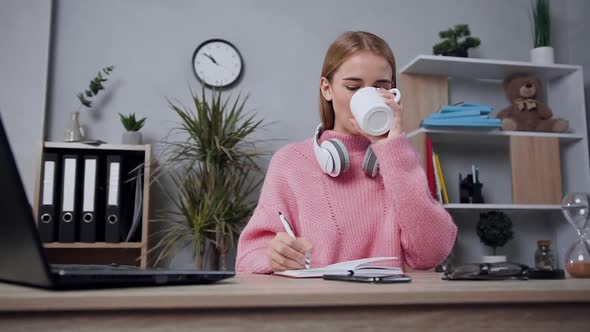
[{"xmin": 320, "ymin": 77, "xmax": 333, "ymax": 102}]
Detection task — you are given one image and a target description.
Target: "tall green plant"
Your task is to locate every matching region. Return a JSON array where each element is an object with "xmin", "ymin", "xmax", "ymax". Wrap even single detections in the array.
[
  {"xmin": 532, "ymin": 0, "xmax": 551, "ymax": 48},
  {"xmin": 150, "ymin": 87, "xmax": 270, "ymax": 270}
]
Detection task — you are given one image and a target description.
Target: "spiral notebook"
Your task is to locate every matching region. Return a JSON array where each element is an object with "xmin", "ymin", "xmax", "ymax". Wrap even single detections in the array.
[{"xmin": 273, "ymin": 257, "xmax": 401, "ymax": 278}]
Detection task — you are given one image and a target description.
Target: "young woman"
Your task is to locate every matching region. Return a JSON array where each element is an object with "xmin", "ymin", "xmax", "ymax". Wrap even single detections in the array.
[{"xmin": 236, "ymin": 31, "xmax": 457, "ymax": 273}]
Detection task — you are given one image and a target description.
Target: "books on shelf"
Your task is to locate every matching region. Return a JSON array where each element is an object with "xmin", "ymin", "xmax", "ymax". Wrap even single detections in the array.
[
  {"xmin": 421, "ymin": 103, "xmax": 501, "ymax": 129},
  {"xmin": 439, "ymin": 104, "xmax": 493, "ymax": 113},
  {"xmin": 425, "ymin": 139, "xmax": 449, "ymax": 204},
  {"xmin": 425, "ymin": 137, "xmax": 437, "ymax": 200},
  {"xmin": 434, "ymin": 153, "xmax": 449, "ymax": 204}
]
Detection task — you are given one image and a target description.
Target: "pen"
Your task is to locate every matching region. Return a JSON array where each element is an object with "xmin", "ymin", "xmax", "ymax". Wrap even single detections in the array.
[
  {"xmin": 278, "ymin": 212, "xmax": 296, "ymax": 238},
  {"xmin": 278, "ymin": 212, "xmax": 311, "ymax": 269}
]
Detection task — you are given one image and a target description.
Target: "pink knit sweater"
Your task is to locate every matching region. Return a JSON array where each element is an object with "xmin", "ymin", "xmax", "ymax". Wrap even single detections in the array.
[{"xmin": 235, "ymin": 130, "xmax": 457, "ymax": 273}]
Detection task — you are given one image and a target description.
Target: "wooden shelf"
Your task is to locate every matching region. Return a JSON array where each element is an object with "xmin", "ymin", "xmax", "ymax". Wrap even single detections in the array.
[
  {"xmin": 443, "ymin": 203, "xmax": 562, "ymax": 211},
  {"xmin": 407, "ymin": 127, "xmax": 583, "ymax": 145},
  {"xmin": 44, "ymin": 142, "xmax": 149, "ymax": 152},
  {"xmin": 34, "ymin": 142, "xmax": 152, "ymax": 268},
  {"xmin": 400, "ymin": 54, "xmax": 580, "ymax": 81},
  {"xmin": 44, "ymin": 242, "xmax": 143, "ymax": 249}
]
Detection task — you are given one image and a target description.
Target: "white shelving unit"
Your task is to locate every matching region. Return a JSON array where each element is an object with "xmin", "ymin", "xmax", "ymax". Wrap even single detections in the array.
[
  {"xmin": 400, "ymin": 54, "xmax": 580, "ymax": 81},
  {"xmin": 399, "ymin": 55, "xmax": 590, "ymax": 267}
]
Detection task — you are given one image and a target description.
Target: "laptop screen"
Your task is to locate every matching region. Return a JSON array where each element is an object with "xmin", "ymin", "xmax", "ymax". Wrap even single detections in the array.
[{"xmin": 0, "ymin": 115, "xmax": 54, "ymax": 288}]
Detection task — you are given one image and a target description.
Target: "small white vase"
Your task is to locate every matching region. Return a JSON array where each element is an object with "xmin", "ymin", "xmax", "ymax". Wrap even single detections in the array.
[
  {"xmin": 64, "ymin": 111, "xmax": 84, "ymax": 142},
  {"xmin": 482, "ymin": 255, "xmax": 507, "ymax": 264},
  {"xmin": 530, "ymin": 46, "xmax": 555, "ymax": 64},
  {"xmin": 122, "ymin": 131, "xmax": 142, "ymax": 145}
]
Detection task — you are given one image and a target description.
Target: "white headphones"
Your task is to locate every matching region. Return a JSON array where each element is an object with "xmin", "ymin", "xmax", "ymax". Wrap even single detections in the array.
[{"xmin": 313, "ymin": 123, "xmax": 379, "ymax": 178}]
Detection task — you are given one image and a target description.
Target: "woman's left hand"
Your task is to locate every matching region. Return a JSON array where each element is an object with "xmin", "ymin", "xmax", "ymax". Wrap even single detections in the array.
[{"xmin": 349, "ymin": 88, "xmax": 404, "ymax": 144}]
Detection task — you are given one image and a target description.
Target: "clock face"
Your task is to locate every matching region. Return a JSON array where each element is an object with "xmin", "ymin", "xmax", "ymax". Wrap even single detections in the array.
[{"xmin": 192, "ymin": 39, "xmax": 243, "ymax": 88}]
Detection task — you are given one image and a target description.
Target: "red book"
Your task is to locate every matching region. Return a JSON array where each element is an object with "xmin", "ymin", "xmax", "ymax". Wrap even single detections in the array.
[{"xmin": 425, "ymin": 137, "xmax": 437, "ymax": 199}]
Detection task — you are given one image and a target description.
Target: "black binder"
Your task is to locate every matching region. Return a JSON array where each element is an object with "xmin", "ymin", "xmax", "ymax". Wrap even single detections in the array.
[
  {"xmin": 105, "ymin": 155, "xmax": 122, "ymax": 243},
  {"xmin": 37, "ymin": 152, "xmax": 60, "ymax": 242},
  {"xmin": 58, "ymin": 154, "xmax": 80, "ymax": 242},
  {"xmin": 79, "ymin": 155, "xmax": 104, "ymax": 242}
]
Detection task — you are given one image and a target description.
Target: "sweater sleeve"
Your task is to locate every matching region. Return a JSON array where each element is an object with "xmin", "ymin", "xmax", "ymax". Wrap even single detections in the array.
[
  {"xmin": 235, "ymin": 147, "xmax": 298, "ymax": 274},
  {"xmin": 371, "ymin": 134, "xmax": 457, "ymax": 270},
  {"xmin": 235, "ymin": 204, "xmax": 278, "ymax": 274}
]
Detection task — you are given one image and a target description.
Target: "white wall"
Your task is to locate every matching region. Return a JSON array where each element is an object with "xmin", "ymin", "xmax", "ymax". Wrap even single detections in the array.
[
  {"xmin": 0, "ymin": 0, "xmax": 52, "ymax": 201},
  {"xmin": 4, "ymin": 0, "xmax": 589, "ymax": 269}
]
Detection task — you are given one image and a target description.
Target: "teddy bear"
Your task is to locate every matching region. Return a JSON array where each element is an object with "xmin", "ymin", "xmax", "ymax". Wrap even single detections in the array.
[{"xmin": 496, "ymin": 75, "xmax": 568, "ymax": 132}]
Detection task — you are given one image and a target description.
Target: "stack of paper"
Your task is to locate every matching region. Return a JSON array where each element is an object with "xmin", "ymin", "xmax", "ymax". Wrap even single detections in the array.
[{"xmin": 421, "ymin": 103, "xmax": 501, "ymax": 128}]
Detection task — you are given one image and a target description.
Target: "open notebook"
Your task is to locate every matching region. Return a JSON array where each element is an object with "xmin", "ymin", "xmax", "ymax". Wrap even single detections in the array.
[{"xmin": 274, "ymin": 257, "xmax": 401, "ymax": 278}]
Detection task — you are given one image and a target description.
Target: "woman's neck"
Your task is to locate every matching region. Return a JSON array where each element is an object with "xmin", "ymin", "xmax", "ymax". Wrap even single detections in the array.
[
  {"xmin": 320, "ymin": 126, "xmax": 370, "ymax": 153},
  {"xmin": 333, "ymin": 121, "xmax": 355, "ymax": 136}
]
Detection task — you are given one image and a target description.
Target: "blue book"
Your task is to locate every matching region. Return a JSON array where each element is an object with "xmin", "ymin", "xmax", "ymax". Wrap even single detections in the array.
[
  {"xmin": 424, "ymin": 117, "xmax": 500, "ymax": 124},
  {"xmin": 440, "ymin": 105, "xmax": 493, "ymax": 114},
  {"xmin": 422, "ymin": 118, "xmax": 501, "ymax": 127},
  {"xmin": 430, "ymin": 110, "xmax": 486, "ymax": 119}
]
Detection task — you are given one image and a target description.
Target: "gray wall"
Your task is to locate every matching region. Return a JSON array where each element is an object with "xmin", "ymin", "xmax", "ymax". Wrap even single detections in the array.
[
  {"xmin": 553, "ymin": 0, "xmax": 590, "ymax": 269},
  {"xmin": 46, "ymin": 0, "xmax": 543, "ymax": 146},
  {"xmin": 0, "ymin": 0, "xmax": 52, "ymax": 201},
  {"xmin": 3, "ymin": 0, "xmax": 589, "ymax": 269}
]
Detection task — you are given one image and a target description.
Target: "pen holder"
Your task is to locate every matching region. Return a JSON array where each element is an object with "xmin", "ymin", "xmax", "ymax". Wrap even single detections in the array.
[
  {"xmin": 472, "ymin": 182, "xmax": 484, "ymax": 203},
  {"xmin": 459, "ymin": 173, "xmax": 485, "ymax": 203}
]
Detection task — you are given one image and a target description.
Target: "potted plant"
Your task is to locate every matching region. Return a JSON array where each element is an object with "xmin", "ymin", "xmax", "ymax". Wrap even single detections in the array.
[
  {"xmin": 150, "ymin": 87, "xmax": 270, "ymax": 270},
  {"xmin": 530, "ymin": 0, "xmax": 553, "ymax": 64},
  {"xmin": 65, "ymin": 66, "xmax": 115, "ymax": 142},
  {"xmin": 432, "ymin": 24, "xmax": 481, "ymax": 57},
  {"xmin": 119, "ymin": 113, "xmax": 146, "ymax": 145},
  {"xmin": 476, "ymin": 211, "xmax": 514, "ymax": 263}
]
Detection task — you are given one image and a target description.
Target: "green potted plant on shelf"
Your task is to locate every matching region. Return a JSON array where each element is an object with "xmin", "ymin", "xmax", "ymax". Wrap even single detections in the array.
[
  {"xmin": 65, "ymin": 66, "xmax": 115, "ymax": 142},
  {"xmin": 119, "ymin": 112, "xmax": 147, "ymax": 145},
  {"xmin": 530, "ymin": 0, "xmax": 554, "ymax": 64},
  {"xmin": 150, "ymin": 87, "xmax": 270, "ymax": 270},
  {"xmin": 476, "ymin": 211, "xmax": 514, "ymax": 263},
  {"xmin": 432, "ymin": 24, "xmax": 480, "ymax": 57}
]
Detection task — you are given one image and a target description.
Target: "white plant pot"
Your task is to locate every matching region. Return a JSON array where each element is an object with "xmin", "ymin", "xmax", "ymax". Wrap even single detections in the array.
[
  {"xmin": 530, "ymin": 46, "xmax": 555, "ymax": 65},
  {"xmin": 122, "ymin": 131, "xmax": 142, "ymax": 145},
  {"xmin": 482, "ymin": 255, "xmax": 507, "ymax": 264}
]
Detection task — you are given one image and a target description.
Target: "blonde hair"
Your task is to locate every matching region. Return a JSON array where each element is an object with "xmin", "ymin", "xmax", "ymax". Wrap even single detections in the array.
[{"xmin": 319, "ymin": 31, "xmax": 397, "ymax": 129}]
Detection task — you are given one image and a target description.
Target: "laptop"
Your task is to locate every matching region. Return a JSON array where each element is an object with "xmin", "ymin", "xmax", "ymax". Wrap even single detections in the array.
[{"xmin": 0, "ymin": 116, "xmax": 234, "ymax": 289}]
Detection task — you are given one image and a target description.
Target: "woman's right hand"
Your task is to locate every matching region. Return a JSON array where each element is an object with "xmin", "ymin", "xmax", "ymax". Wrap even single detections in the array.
[{"xmin": 267, "ymin": 232, "xmax": 313, "ymax": 272}]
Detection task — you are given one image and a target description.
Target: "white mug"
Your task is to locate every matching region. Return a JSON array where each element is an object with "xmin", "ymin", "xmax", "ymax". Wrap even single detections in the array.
[{"xmin": 350, "ymin": 87, "xmax": 401, "ymax": 136}]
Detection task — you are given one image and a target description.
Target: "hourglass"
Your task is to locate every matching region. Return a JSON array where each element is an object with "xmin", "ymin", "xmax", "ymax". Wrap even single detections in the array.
[{"xmin": 561, "ymin": 192, "xmax": 590, "ymax": 278}]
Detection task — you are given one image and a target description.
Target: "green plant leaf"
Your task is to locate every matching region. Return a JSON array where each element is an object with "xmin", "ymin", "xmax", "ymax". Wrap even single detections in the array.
[
  {"xmin": 532, "ymin": 0, "xmax": 551, "ymax": 47},
  {"xmin": 433, "ymin": 24, "xmax": 479, "ymax": 57},
  {"xmin": 77, "ymin": 65, "xmax": 115, "ymax": 109},
  {"xmin": 476, "ymin": 211, "xmax": 514, "ymax": 253},
  {"xmin": 151, "ymin": 86, "xmax": 271, "ymax": 270},
  {"xmin": 119, "ymin": 112, "xmax": 147, "ymax": 131}
]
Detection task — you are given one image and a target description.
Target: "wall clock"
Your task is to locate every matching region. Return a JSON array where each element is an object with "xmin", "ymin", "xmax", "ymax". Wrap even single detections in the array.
[{"xmin": 192, "ymin": 39, "xmax": 243, "ymax": 88}]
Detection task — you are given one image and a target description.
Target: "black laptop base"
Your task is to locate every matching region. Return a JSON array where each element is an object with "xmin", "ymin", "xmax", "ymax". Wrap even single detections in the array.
[
  {"xmin": 0, "ymin": 114, "xmax": 234, "ymax": 290},
  {"xmin": 51, "ymin": 270, "xmax": 233, "ymax": 290}
]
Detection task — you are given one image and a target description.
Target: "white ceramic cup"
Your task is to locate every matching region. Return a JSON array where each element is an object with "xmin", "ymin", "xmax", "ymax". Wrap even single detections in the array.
[{"xmin": 350, "ymin": 87, "xmax": 401, "ymax": 136}]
